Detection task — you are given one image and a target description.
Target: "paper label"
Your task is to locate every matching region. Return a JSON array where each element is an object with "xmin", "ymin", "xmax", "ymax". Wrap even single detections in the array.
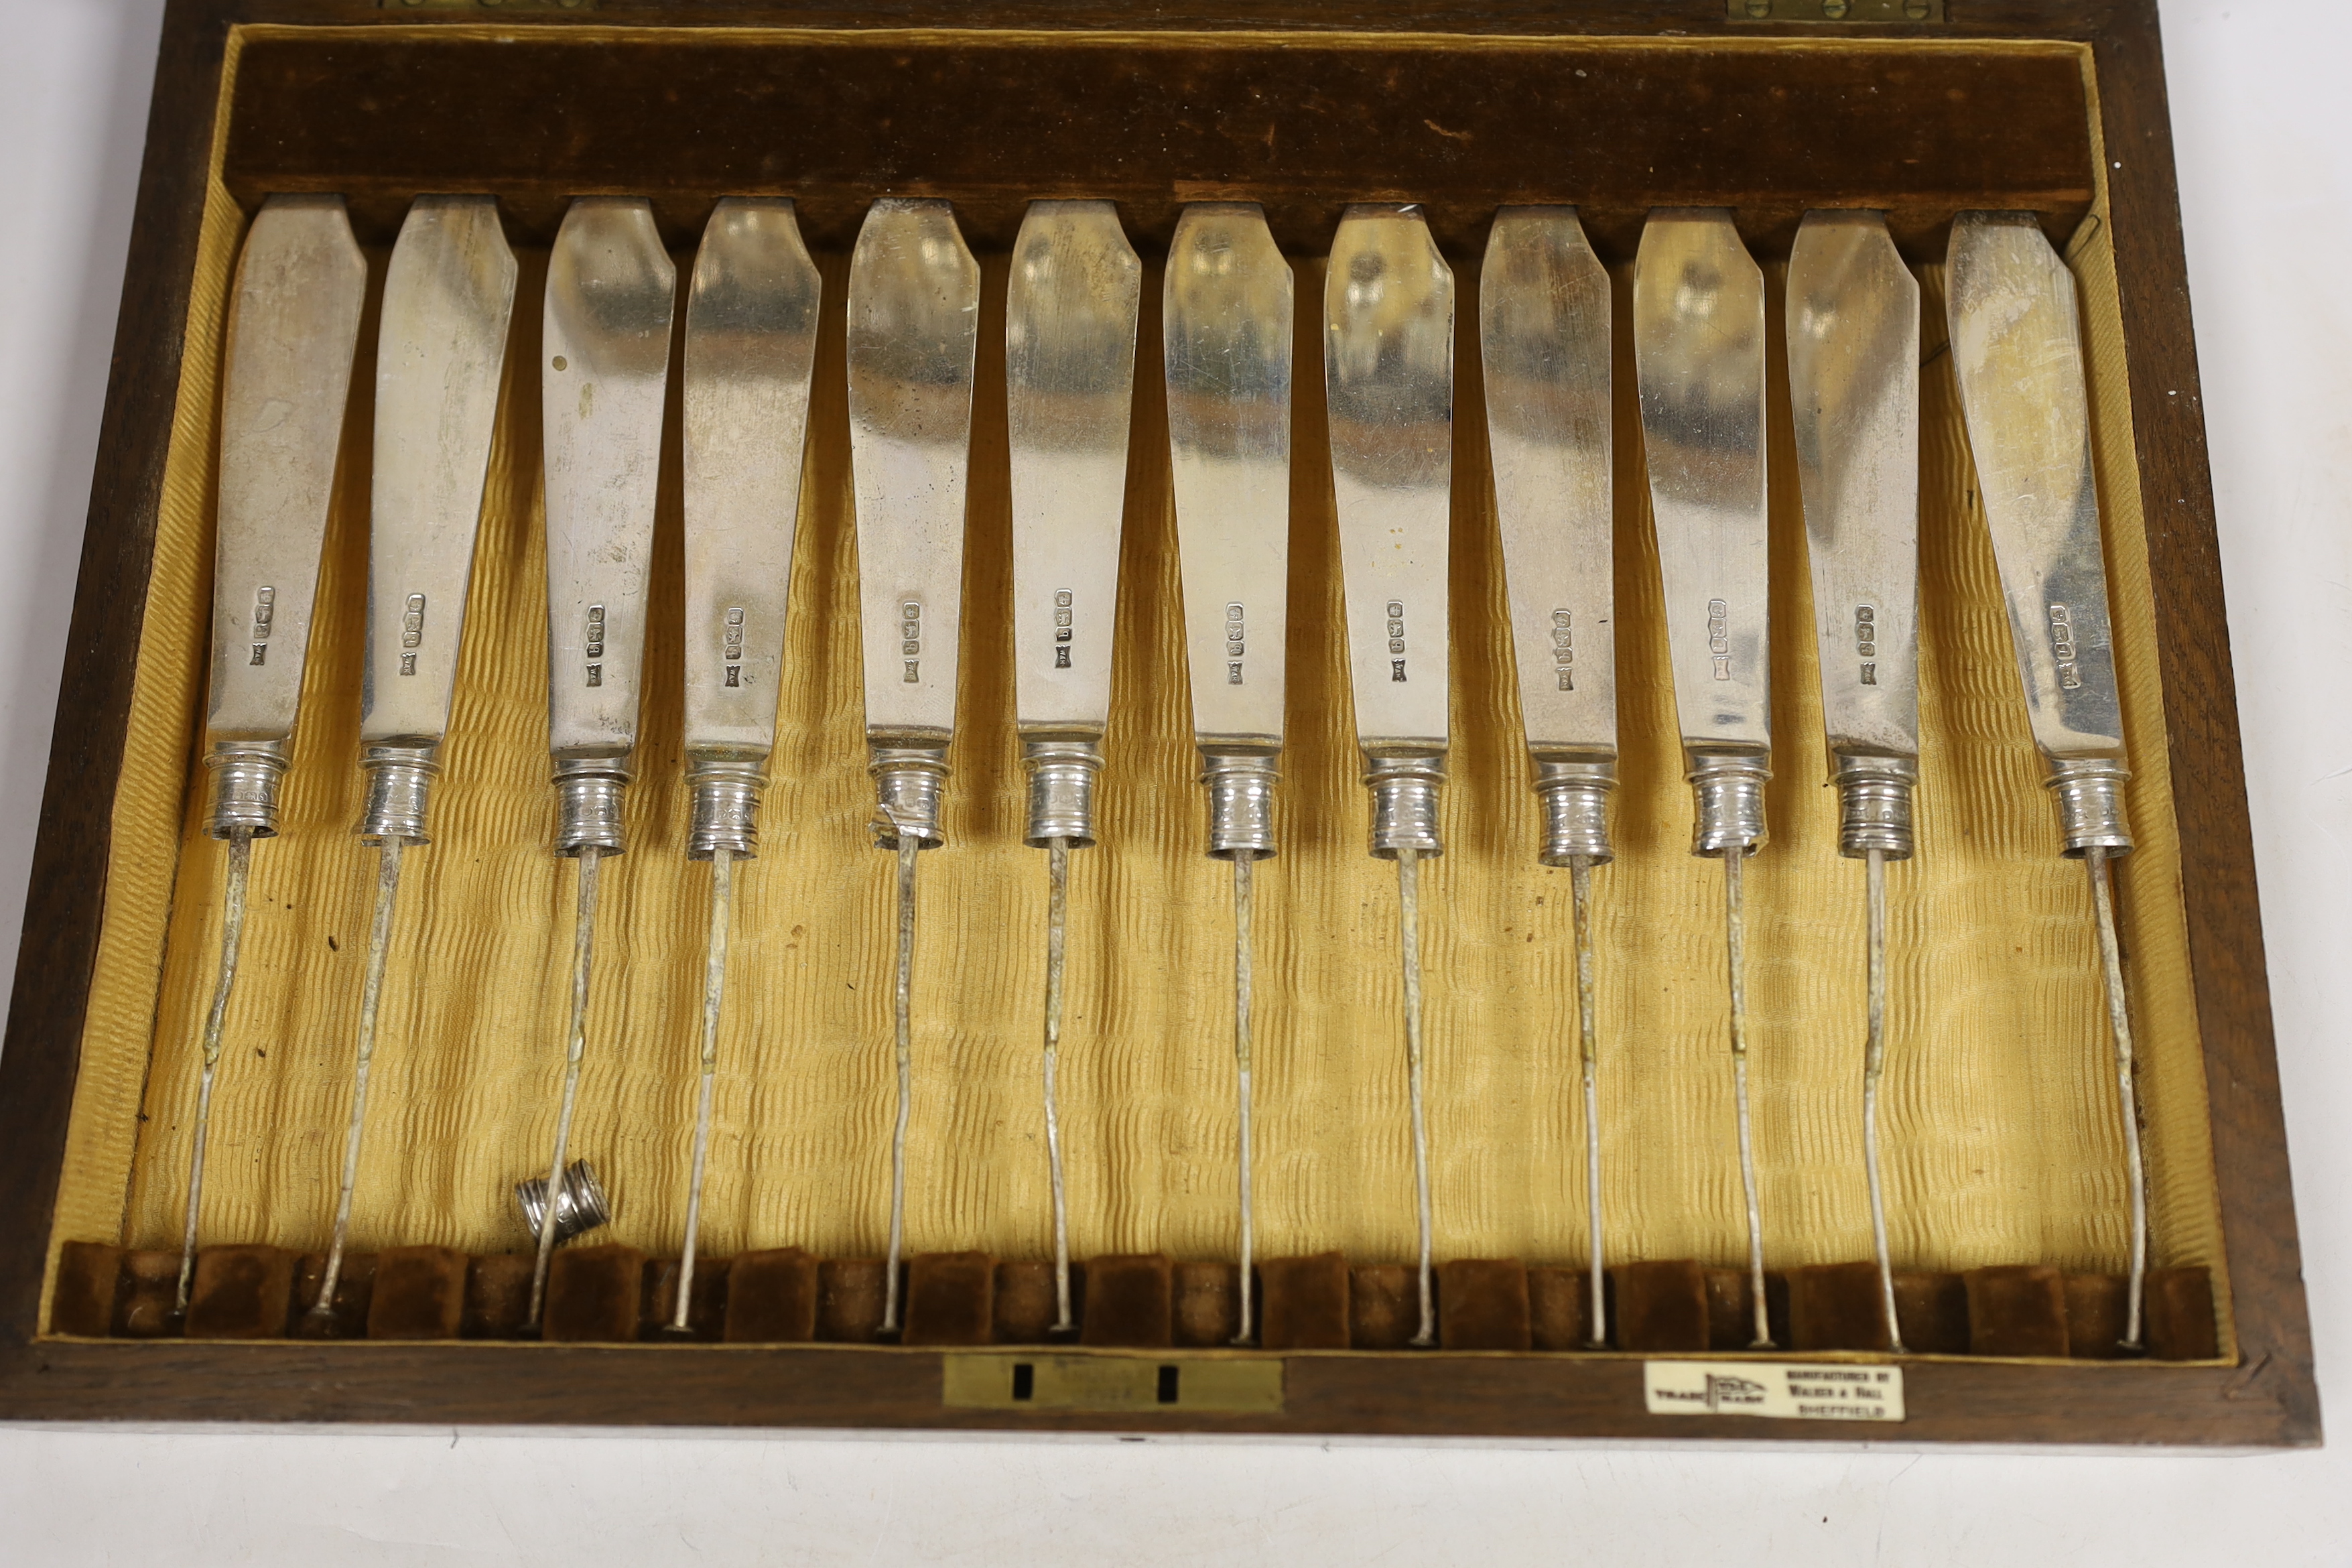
[{"xmin": 1644, "ymin": 1361, "xmax": 1906, "ymax": 1423}]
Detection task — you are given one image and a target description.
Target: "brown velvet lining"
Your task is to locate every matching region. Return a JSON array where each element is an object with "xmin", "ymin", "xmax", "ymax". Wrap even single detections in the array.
[
  {"xmin": 222, "ymin": 29, "xmax": 2093, "ymax": 258},
  {"xmin": 1077, "ymin": 1254, "xmax": 1175, "ymax": 1348},
  {"xmin": 1437, "ymin": 1259, "xmax": 1531, "ymax": 1351},
  {"xmin": 1173, "ymin": 1260, "xmax": 1241, "ymax": 1348},
  {"xmin": 1610, "ymin": 1261, "xmax": 1709, "ymax": 1354},
  {"xmin": 723, "ymin": 1247, "xmax": 818, "ymax": 1343},
  {"xmin": 990, "ymin": 1260, "xmax": 1059, "ymax": 1345},
  {"xmin": 815, "ymin": 1258, "xmax": 890, "ymax": 1343},
  {"xmin": 2148, "ymin": 1267, "xmax": 2220, "ymax": 1361},
  {"xmin": 1965, "ymin": 1264, "xmax": 2070, "ymax": 1358},
  {"xmin": 462, "ymin": 1254, "xmax": 533, "ymax": 1340},
  {"xmin": 641, "ymin": 1256, "xmax": 730, "ymax": 1341},
  {"xmin": 290, "ymin": 1250, "xmax": 375, "ymax": 1340},
  {"xmin": 903, "ymin": 1251, "xmax": 997, "ymax": 1347},
  {"xmin": 1787, "ymin": 1260, "xmax": 1896, "ymax": 1353},
  {"xmin": 1526, "ymin": 1266, "xmax": 1596, "ymax": 1352},
  {"xmin": 543, "ymin": 1244, "xmax": 645, "ymax": 1344},
  {"xmin": 48, "ymin": 1241, "xmax": 120, "ymax": 1339},
  {"xmin": 1346, "ymin": 1264, "xmax": 1416, "ymax": 1351},
  {"xmin": 1892, "ymin": 1270, "xmax": 1971, "ymax": 1355},
  {"xmin": 1259, "ymin": 1253, "xmax": 1350, "ymax": 1350},
  {"xmin": 367, "ymin": 1245, "xmax": 469, "ymax": 1340},
  {"xmin": 186, "ymin": 1244, "xmax": 297, "ymax": 1340}
]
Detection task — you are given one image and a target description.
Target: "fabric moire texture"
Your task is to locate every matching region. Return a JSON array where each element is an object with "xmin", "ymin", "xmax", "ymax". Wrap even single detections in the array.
[{"xmin": 46, "ymin": 83, "xmax": 2227, "ymax": 1359}]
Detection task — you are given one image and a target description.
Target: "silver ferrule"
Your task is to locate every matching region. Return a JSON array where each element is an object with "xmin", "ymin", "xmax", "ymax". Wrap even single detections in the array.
[
  {"xmin": 1364, "ymin": 751, "xmax": 1446, "ymax": 860},
  {"xmin": 870, "ymin": 742, "xmax": 949, "ymax": 851},
  {"xmin": 1533, "ymin": 757, "xmax": 1616, "ymax": 868},
  {"xmin": 1201, "ymin": 751, "xmax": 1279, "ymax": 860},
  {"xmin": 1022, "ymin": 737, "xmax": 1103, "ymax": 850},
  {"xmin": 202, "ymin": 740, "xmax": 289, "ymax": 840},
  {"xmin": 356, "ymin": 741, "xmax": 442, "ymax": 846},
  {"xmin": 687, "ymin": 753, "xmax": 767, "ymax": 861},
  {"xmin": 2046, "ymin": 756, "xmax": 2134, "ymax": 858},
  {"xmin": 1687, "ymin": 750, "xmax": 1770, "ymax": 858},
  {"xmin": 551, "ymin": 755, "xmax": 630, "ymax": 857},
  {"xmin": 513, "ymin": 1159, "xmax": 613, "ymax": 1245},
  {"xmin": 1833, "ymin": 752, "xmax": 1917, "ymax": 861}
]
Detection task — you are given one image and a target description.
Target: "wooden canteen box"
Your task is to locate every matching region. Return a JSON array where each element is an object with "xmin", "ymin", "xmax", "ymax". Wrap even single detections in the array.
[{"xmin": 0, "ymin": 0, "xmax": 2317, "ymax": 1446}]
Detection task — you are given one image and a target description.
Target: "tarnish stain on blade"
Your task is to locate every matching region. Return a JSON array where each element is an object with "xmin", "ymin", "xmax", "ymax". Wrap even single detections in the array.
[
  {"xmin": 1008, "ymin": 200, "xmax": 1142, "ymax": 738},
  {"xmin": 363, "ymin": 194, "xmax": 519, "ymax": 749},
  {"xmin": 1946, "ymin": 210, "xmax": 2125, "ymax": 763},
  {"xmin": 208, "ymin": 194, "xmax": 369, "ymax": 746},
  {"xmin": 1480, "ymin": 204, "xmax": 1616, "ymax": 764},
  {"xmin": 543, "ymin": 196, "xmax": 677, "ymax": 759},
  {"xmin": 682, "ymin": 198, "xmax": 823, "ymax": 759},
  {"xmin": 1787, "ymin": 208, "xmax": 1921, "ymax": 763},
  {"xmin": 1325, "ymin": 203, "xmax": 1453, "ymax": 752},
  {"xmin": 848, "ymin": 198, "xmax": 982, "ymax": 746},
  {"xmin": 1632, "ymin": 206, "xmax": 1770, "ymax": 756},
  {"xmin": 1165, "ymin": 202, "xmax": 1293, "ymax": 753}
]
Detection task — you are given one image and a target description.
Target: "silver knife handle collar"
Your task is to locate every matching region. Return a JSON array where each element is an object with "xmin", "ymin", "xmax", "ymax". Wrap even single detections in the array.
[
  {"xmin": 1688, "ymin": 750, "xmax": 1769, "ymax": 858},
  {"xmin": 1201, "ymin": 752, "xmax": 1279, "ymax": 861},
  {"xmin": 870, "ymin": 744, "xmax": 950, "ymax": 852},
  {"xmin": 553, "ymin": 755, "xmax": 630, "ymax": 857},
  {"xmin": 1833, "ymin": 752, "xmax": 1917, "ymax": 861},
  {"xmin": 204, "ymin": 741, "xmax": 291, "ymax": 840},
  {"xmin": 686, "ymin": 753, "xmax": 768, "ymax": 862},
  {"xmin": 1365, "ymin": 751, "xmax": 1446, "ymax": 861},
  {"xmin": 1023, "ymin": 737, "xmax": 1104, "ymax": 850},
  {"xmin": 1534, "ymin": 759, "xmax": 1616, "ymax": 868},
  {"xmin": 2048, "ymin": 757, "xmax": 2133, "ymax": 858}
]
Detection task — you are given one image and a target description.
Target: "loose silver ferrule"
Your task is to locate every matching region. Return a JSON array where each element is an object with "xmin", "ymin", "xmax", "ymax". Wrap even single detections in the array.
[
  {"xmin": 1022, "ymin": 737, "xmax": 1102, "ymax": 849},
  {"xmin": 202, "ymin": 740, "xmax": 289, "ymax": 840},
  {"xmin": 1833, "ymin": 752, "xmax": 1916, "ymax": 861},
  {"xmin": 2048, "ymin": 757, "xmax": 2133, "ymax": 858},
  {"xmin": 1687, "ymin": 750, "xmax": 1770, "ymax": 858},
  {"xmin": 552, "ymin": 756, "xmax": 629, "ymax": 857},
  {"xmin": 688, "ymin": 753, "xmax": 767, "ymax": 861},
  {"xmin": 513, "ymin": 1158, "xmax": 613, "ymax": 1245},
  {"xmin": 1201, "ymin": 751, "xmax": 1279, "ymax": 860},
  {"xmin": 870, "ymin": 743, "xmax": 948, "ymax": 851},
  {"xmin": 356, "ymin": 742, "xmax": 441, "ymax": 846},
  {"xmin": 1534, "ymin": 757, "xmax": 1615, "ymax": 868},
  {"xmin": 1364, "ymin": 751, "xmax": 1445, "ymax": 860}
]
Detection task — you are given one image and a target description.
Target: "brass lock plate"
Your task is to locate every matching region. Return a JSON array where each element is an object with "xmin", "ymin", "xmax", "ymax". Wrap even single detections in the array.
[{"xmin": 943, "ymin": 1353, "xmax": 1286, "ymax": 1415}]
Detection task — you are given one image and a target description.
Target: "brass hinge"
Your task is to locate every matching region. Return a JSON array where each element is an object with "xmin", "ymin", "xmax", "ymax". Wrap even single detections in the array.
[
  {"xmin": 942, "ymin": 1353, "xmax": 1285, "ymax": 1415},
  {"xmin": 1728, "ymin": 0, "xmax": 1944, "ymax": 19},
  {"xmin": 380, "ymin": 0, "xmax": 597, "ymax": 11}
]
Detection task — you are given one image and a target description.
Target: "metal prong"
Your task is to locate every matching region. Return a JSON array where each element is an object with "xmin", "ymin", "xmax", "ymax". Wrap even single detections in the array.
[
  {"xmin": 1398, "ymin": 846, "xmax": 1436, "ymax": 1348},
  {"xmin": 1725, "ymin": 848, "xmax": 1772, "ymax": 1349},
  {"xmin": 1568, "ymin": 852, "xmax": 1607, "ymax": 1349},
  {"xmin": 1232, "ymin": 851, "xmax": 1258, "ymax": 1345},
  {"xmin": 881, "ymin": 837, "xmax": 918, "ymax": 1335},
  {"xmin": 2086, "ymin": 846, "xmax": 2149, "ymax": 1350},
  {"xmin": 527, "ymin": 844, "xmax": 603, "ymax": 1331},
  {"xmin": 1043, "ymin": 840, "xmax": 1075, "ymax": 1334},
  {"xmin": 176, "ymin": 826, "xmax": 255, "ymax": 1313},
  {"xmin": 1862, "ymin": 846, "xmax": 1905, "ymax": 1353},
  {"xmin": 673, "ymin": 846, "xmax": 734, "ymax": 1335},
  {"xmin": 308, "ymin": 836, "xmax": 407, "ymax": 1323}
]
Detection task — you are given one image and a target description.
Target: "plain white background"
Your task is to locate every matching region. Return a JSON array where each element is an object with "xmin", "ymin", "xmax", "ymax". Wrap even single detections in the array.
[{"xmin": 0, "ymin": 2, "xmax": 2343, "ymax": 1561}]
